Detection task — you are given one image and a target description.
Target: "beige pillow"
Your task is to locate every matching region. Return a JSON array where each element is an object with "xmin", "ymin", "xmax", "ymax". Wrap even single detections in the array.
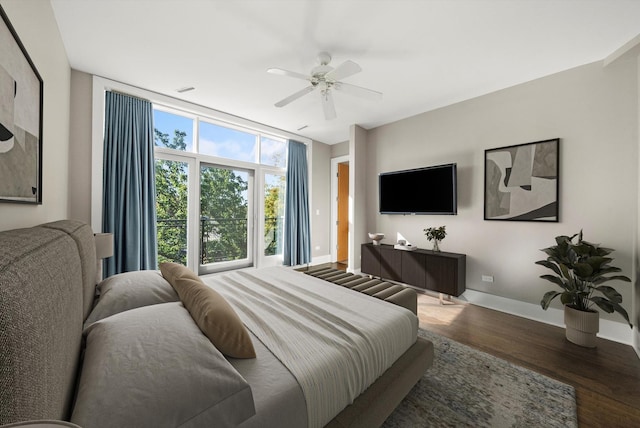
[{"xmin": 159, "ymin": 262, "xmax": 256, "ymax": 358}]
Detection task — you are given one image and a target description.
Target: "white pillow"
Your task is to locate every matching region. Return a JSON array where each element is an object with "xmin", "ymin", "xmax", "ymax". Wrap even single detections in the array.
[
  {"xmin": 71, "ymin": 302, "xmax": 256, "ymax": 428},
  {"xmin": 84, "ymin": 270, "xmax": 178, "ymax": 327}
]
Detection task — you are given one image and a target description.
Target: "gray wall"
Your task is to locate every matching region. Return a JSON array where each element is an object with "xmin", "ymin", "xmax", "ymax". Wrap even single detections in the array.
[
  {"xmin": 365, "ymin": 59, "xmax": 638, "ymax": 329},
  {"xmin": 68, "ymin": 69, "xmax": 93, "ymax": 223},
  {"xmin": 331, "ymin": 141, "xmax": 349, "ymax": 158},
  {"xmin": 311, "ymin": 140, "xmax": 331, "ymax": 260},
  {"xmin": 0, "ymin": 0, "xmax": 71, "ymax": 231}
]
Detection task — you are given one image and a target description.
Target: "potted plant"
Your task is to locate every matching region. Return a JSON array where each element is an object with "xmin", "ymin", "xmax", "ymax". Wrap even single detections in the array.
[
  {"xmin": 424, "ymin": 226, "xmax": 446, "ymax": 252},
  {"xmin": 536, "ymin": 230, "xmax": 632, "ymax": 347}
]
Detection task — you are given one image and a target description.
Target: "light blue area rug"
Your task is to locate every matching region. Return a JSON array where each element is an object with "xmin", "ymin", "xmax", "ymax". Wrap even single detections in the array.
[{"xmin": 383, "ymin": 329, "xmax": 578, "ymax": 428}]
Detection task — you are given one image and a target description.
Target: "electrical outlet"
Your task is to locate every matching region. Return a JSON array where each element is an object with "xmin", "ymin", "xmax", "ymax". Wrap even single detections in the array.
[{"xmin": 482, "ymin": 275, "xmax": 494, "ymax": 283}]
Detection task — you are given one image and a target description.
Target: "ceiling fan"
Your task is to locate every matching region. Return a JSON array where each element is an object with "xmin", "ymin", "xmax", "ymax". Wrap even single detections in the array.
[{"xmin": 268, "ymin": 52, "xmax": 382, "ymax": 120}]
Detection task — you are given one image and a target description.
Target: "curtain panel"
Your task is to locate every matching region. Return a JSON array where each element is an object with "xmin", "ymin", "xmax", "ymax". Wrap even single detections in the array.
[
  {"xmin": 284, "ymin": 140, "xmax": 311, "ymax": 266},
  {"xmin": 102, "ymin": 91, "xmax": 157, "ymax": 276}
]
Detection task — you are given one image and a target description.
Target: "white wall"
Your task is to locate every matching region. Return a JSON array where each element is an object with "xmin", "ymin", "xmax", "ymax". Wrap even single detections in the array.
[
  {"xmin": 365, "ymin": 59, "xmax": 638, "ymax": 335},
  {"xmin": 0, "ymin": 0, "xmax": 70, "ymax": 231}
]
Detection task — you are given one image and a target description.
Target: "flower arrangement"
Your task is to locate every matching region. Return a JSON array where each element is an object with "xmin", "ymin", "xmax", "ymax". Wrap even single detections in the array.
[{"xmin": 423, "ymin": 226, "xmax": 446, "ymax": 252}]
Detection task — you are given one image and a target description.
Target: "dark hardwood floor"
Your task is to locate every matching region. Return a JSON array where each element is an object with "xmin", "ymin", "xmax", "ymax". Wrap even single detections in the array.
[
  {"xmin": 418, "ymin": 294, "xmax": 640, "ymax": 428},
  {"xmin": 322, "ymin": 262, "xmax": 640, "ymax": 427}
]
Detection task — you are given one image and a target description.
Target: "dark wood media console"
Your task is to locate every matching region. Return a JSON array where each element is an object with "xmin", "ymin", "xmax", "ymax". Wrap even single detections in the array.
[{"xmin": 361, "ymin": 243, "xmax": 466, "ymax": 296}]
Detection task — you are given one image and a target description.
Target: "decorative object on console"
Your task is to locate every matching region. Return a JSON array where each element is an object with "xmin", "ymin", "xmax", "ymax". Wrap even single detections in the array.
[
  {"xmin": 94, "ymin": 233, "xmax": 114, "ymax": 283},
  {"xmin": 485, "ymin": 138, "xmax": 559, "ymax": 222},
  {"xmin": 423, "ymin": 226, "xmax": 446, "ymax": 252},
  {"xmin": 536, "ymin": 230, "xmax": 631, "ymax": 347},
  {"xmin": 0, "ymin": 5, "xmax": 44, "ymax": 204},
  {"xmin": 394, "ymin": 233, "xmax": 416, "ymax": 251},
  {"xmin": 368, "ymin": 232, "xmax": 385, "ymax": 245}
]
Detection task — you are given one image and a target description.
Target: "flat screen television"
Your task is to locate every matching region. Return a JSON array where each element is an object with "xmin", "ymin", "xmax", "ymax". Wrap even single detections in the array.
[{"xmin": 379, "ymin": 163, "xmax": 457, "ymax": 215}]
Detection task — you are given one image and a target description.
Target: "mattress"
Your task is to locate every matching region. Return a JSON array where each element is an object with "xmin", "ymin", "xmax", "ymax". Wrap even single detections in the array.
[{"xmin": 203, "ymin": 266, "xmax": 419, "ymax": 428}]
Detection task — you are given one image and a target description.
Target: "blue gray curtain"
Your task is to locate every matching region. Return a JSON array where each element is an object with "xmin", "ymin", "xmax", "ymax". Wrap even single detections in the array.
[
  {"xmin": 102, "ymin": 91, "xmax": 157, "ymax": 276},
  {"xmin": 284, "ymin": 140, "xmax": 311, "ymax": 266}
]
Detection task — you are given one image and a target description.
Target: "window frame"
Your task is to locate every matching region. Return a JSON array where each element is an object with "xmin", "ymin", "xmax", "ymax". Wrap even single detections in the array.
[{"xmin": 91, "ymin": 76, "xmax": 312, "ymax": 273}]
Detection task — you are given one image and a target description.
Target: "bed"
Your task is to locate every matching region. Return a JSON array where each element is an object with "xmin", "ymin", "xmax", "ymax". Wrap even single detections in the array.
[{"xmin": 0, "ymin": 220, "xmax": 433, "ymax": 427}]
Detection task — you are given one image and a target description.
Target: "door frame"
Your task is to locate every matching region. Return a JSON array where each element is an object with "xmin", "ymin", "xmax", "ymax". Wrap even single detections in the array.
[
  {"xmin": 330, "ymin": 155, "xmax": 350, "ymax": 264},
  {"xmin": 198, "ymin": 162, "xmax": 255, "ymax": 274}
]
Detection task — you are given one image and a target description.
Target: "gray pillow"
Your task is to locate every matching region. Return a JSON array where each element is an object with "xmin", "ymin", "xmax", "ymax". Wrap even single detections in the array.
[
  {"xmin": 84, "ymin": 270, "xmax": 178, "ymax": 327},
  {"xmin": 71, "ymin": 302, "xmax": 256, "ymax": 428}
]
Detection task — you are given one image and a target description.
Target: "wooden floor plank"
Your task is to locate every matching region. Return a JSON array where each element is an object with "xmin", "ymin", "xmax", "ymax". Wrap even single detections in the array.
[{"xmin": 416, "ymin": 293, "xmax": 640, "ymax": 428}]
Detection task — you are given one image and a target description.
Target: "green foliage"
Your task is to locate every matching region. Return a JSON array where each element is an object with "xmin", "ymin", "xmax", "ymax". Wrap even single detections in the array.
[
  {"xmin": 535, "ymin": 231, "xmax": 632, "ymax": 327},
  {"xmin": 154, "ymin": 128, "xmax": 253, "ymax": 265},
  {"xmin": 199, "ymin": 166, "xmax": 248, "ymax": 263},
  {"xmin": 423, "ymin": 226, "xmax": 447, "ymax": 242},
  {"xmin": 263, "ymin": 178, "xmax": 284, "ymax": 256},
  {"xmin": 155, "ymin": 129, "xmax": 188, "ymax": 265}
]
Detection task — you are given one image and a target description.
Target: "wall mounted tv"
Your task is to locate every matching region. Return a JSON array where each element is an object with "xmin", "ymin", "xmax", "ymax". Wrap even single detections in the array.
[{"xmin": 379, "ymin": 163, "xmax": 457, "ymax": 215}]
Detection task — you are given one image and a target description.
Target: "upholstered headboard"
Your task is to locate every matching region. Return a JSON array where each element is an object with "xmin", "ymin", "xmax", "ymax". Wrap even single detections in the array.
[{"xmin": 0, "ymin": 220, "xmax": 96, "ymax": 424}]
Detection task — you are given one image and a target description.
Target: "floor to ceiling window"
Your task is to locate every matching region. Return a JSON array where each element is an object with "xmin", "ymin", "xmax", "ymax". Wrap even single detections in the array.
[{"xmin": 153, "ymin": 106, "xmax": 287, "ymax": 273}]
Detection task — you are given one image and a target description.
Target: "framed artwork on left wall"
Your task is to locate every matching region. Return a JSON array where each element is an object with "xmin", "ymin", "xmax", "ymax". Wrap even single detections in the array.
[
  {"xmin": 484, "ymin": 138, "xmax": 560, "ymax": 222},
  {"xmin": 0, "ymin": 5, "xmax": 43, "ymax": 204}
]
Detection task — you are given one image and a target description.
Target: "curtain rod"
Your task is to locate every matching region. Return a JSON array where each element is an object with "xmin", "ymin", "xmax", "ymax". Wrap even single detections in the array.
[{"xmin": 106, "ymin": 89, "xmax": 151, "ymax": 103}]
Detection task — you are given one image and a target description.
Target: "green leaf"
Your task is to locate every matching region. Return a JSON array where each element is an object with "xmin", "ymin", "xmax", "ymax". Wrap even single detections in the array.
[
  {"xmin": 540, "ymin": 274, "xmax": 566, "ymax": 289},
  {"xmin": 608, "ymin": 301, "xmax": 633, "ymax": 327},
  {"xmin": 596, "ymin": 246, "xmax": 614, "ymax": 256},
  {"xmin": 572, "ymin": 262, "xmax": 593, "ymax": 278},
  {"xmin": 558, "ymin": 264, "xmax": 572, "ymax": 280},
  {"xmin": 541, "ymin": 290, "xmax": 561, "ymax": 310},
  {"xmin": 554, "ymin": 235, "xmax": 573, "ymax": 246},
  {"xmin": 590, "ymin": 296, "xmax": 614, "ymax": 313},
  {"xmin": 535, "ymin": 260, "xmax": 562, "ymax": 276},
  {"xmin": 560, "ymin": 292, "xmax": 577, "ymax": 306},
  {"xmin": 572, "ymin": 243, "xmax": 594, "ymax": 257},
  {"xmin": 595, "ymin": 286, "xmax": 623, "ymax": 303},
  {"xmin": 592, "ymin": 275, "xmax": 631, "ymax": 285},
  {"xmin": 595, "ymin": 266, "xmax": 623, "ymax": 276},
  {"xmin": 584, "ymin": 256, "xmax": 611, "ymax": 271}
]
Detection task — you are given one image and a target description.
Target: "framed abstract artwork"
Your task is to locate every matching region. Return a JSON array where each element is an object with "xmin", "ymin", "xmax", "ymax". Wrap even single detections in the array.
[
  {"xmin": 0, "ymin": 5, "xmax": 43, "ymax": 204},
  {"xmin": 484, "ymin": 138, "xmax": 559, "ymax": 222}
]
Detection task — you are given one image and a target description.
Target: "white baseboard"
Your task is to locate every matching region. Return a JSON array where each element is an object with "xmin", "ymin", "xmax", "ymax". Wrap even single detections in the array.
[
  {"xmin": 311, "ymin": 254, "xmax": 332, "ymax": 265},
  {"xmin": 461, "ymin": 289, "xmax": 633, "ymax": 346}
]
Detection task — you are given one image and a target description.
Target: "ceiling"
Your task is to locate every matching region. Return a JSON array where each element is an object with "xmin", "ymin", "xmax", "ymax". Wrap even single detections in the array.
[{"xmin": 50, "ymin": 0, "xmax": 640, "ymax": 145}]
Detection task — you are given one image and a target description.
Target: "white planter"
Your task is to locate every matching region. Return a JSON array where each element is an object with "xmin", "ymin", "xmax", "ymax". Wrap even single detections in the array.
[{"xmin": 564, "ymin": 305, "xmax": 599, "ymax": 348}]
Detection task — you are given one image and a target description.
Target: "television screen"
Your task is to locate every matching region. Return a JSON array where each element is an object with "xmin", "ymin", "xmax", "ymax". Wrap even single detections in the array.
[{"xmin": 379, "ymin": 163, "xmax": 457, "ymax": 215}]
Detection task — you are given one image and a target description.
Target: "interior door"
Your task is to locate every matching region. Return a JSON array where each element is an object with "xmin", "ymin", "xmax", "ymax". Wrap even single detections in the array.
[{"xmin": 337, "ymin": 162, "xmax": 349, "ymax": 262}]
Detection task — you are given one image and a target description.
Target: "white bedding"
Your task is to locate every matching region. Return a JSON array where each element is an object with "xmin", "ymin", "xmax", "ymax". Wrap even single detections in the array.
[{"xmin": 204, "ymin": 266, "xmax": 418, "ymax": 428}]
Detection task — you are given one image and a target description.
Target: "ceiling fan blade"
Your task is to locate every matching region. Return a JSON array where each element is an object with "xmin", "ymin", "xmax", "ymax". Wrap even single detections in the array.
[
  {"xmin": 267, "ymin": 68, "xmax": 310, "ymax": 81},
  {"xmin": 322, "ymin": 90, "xmax": 337, "ymax": 120},
  {"xmin": 324, "ymin": 60, "xmax": 361, "ymax": 82},
  {"xmin": 274, "ymin": 85, "xmax": 316, "ymax": 107},
  {"xmin": 334, "ymin": 82, "xmax": 383, "ymax": 100}
]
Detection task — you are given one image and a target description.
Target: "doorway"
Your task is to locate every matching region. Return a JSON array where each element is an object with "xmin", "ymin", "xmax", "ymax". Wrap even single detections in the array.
[
  {"xmin": 337, "ymin": 162, "xmax": 349, "ymax": 263},
  {"xmin": 331, "ymin": 155, "xmax": 350, "ymax": 267}
]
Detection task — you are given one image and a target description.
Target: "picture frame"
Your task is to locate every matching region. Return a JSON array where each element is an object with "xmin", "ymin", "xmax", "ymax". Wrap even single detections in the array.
[
  {"xmin": 484, "ymin": 138, "xmax": 559, "ymax": 222},
  {"xmin": 0, "ymin": 5, "xmax": 43, "ymax": 204}
]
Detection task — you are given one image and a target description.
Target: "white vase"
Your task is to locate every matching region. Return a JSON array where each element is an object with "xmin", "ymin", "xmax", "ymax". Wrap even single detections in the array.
[
  {"xmin": 432, "ymin": 240, "xmax": 440, "ymax": 252},
  {"xmin": 564, "ymin": 305, "xmax": 599, "ymax": 348}
]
